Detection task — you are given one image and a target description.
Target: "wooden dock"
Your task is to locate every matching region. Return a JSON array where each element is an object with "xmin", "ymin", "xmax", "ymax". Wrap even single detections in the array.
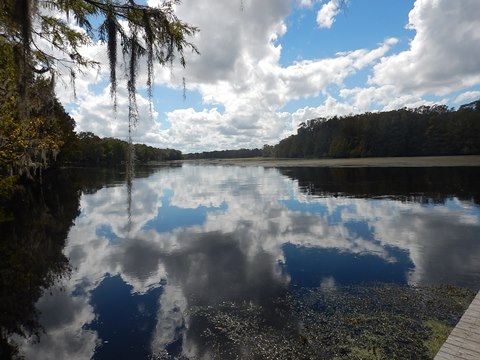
[{"xmin": 435, "ymin": 291, "xmax": 480, "ymax": 359}]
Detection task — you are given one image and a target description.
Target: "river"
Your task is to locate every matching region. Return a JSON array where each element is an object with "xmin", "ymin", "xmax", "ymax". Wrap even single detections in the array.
[{"xmin": 2, "ymin": 164, "xmax": 480, "ymax": 359}]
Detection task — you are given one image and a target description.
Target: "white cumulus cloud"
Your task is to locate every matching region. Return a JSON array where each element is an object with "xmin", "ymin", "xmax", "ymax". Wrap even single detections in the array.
[
  {"xmin": 370, "ymin": 0, "xmax": 480, "ymax": 96},
  {"xmin": 297, "ymin": 0, "xmax": 315, "ymax": 8},
  {"xmin": 316, "ymin": 0, "xmax": 345, "ymax": 29}
]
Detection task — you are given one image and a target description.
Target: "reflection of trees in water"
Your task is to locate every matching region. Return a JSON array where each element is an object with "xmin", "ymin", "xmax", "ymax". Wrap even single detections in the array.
[
  {"xmin": 280, "ymin": 167, "xmax": 480, "ymax": 205},
  {"xmin": 0, "ymin": 169, "xmax": 111, "ymax": 358}
]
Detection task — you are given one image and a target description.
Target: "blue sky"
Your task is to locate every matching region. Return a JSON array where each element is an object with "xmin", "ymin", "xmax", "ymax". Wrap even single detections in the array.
[
  {"xmin": 280, "ymin": 0, "xmax": 414, "ymax": 63},
  {"xmin": 56, "ymin": 0, "xmax": 480, "ymax": 153}
]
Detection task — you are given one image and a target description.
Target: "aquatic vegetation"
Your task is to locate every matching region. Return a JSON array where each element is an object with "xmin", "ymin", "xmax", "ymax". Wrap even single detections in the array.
[
  {"xmin": 423, "ymin": 320, "xmax": 451, "ymax": 359},
  {"xmin": 182, "ymin": 284, "xmax": 474, "ymax": 360}
]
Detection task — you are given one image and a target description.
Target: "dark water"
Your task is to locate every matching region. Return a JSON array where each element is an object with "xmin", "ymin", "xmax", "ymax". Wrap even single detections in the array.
[{"xmin": 1, "ymin": 165, "xmax": 480, "ymax": 359}]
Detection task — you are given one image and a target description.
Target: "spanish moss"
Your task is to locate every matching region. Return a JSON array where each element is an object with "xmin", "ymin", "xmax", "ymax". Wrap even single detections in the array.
[{"xmin": 105, "ymin": 6, "xmax": 118, "ymax": 110}]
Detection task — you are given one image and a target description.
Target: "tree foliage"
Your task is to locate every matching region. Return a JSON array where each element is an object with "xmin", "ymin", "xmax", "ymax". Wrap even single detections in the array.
[
  {"xmin": 0, "ymin": 0, "xmax": 197, "ymax": 191},
  {"xmin": 59, "ymin": 131, "xmax": 182, "ymax": 166},
  {"xmin": 0, "ymin": 37, "xmax": 75, "ymax": 180},
  {"xmin": 269, "ymin": 103, "xmax": 480, "ymax": 159},
  {"xmin": 0, "ymin": 0, "xmax": 198, "ymax": 103},
  {"xmin": 185, "ymin": 148, "xmax": 263, "ymax": 160}
]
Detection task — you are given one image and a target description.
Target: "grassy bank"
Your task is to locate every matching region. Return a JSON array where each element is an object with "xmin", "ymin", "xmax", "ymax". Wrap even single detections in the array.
[{"xmin": 179, "ymin": 155, "xmax": 480, "ymax": 168}]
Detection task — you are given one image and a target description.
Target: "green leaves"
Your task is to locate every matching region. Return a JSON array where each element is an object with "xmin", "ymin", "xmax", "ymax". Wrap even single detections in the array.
[
  {"xmin": 38, "ymin": 13, "xmax": 95, "ymax": 67},
  {"xmin": 1, "ymin": 0, "xmax": 199, "ymax": 183},
  {"xmin": 0, "ymin": 37, "xmax": 76, "ymax": 178},
  {"xmin": 84, "ymin": 0, "xmax": 199, "ymax": 103},
  {"xmin": 1, "ymin": 0, "xmax": 199, "ymax": 106}
]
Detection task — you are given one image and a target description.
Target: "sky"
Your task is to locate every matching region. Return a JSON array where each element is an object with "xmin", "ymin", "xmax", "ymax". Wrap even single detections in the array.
[{"xmin": 55, "ymin": 0, "xmax": 480, "ymax": 153}]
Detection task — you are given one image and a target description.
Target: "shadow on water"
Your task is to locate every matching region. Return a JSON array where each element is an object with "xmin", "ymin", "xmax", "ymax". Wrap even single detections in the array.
[
  {"xmin": 0, "ymin": 168, "xmax": 128, "ymax": 358},
  {"xmin": 0, "ymin": 172, "xmax": 75, "ymax": 357},
  {"xmin": 279, "ymin": 167, "xmax": 480, "ymax": 205}
]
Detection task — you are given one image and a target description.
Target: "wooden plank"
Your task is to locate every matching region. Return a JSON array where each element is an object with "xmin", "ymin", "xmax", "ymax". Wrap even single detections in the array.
[
  {"xmin": 457, "ymin": 315, "xmax": 480, "ymax": 325},
  {"xmin": 434, "ymin": 354, "xmax": 453, "ymax": 360},
  {"xmin": 449, "ymin": 325, "xmax": 480, "ymax": 338},
  {"xmin": 440, "ymin": 343, "xmax": 479, "ymax": 359},
  {"xmin": 443, "ymin": 338, "xmax": 480, "ymax": 355},
  {"xmin": 435, "ymin": 290, "xmax": 480, "ymax": 360},
  {"xmin": 463, "ymin": 309, "xmax": 480, "ymax": 317},
  {"xmin": 451, "ymin": 323, "xmax": 480, "ymax": 339}
]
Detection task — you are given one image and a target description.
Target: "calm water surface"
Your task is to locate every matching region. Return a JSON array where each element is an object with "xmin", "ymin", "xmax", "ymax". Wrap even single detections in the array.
[{"xmin": 5, "ymin": 165, "xmax": 480, "ymax": 359}]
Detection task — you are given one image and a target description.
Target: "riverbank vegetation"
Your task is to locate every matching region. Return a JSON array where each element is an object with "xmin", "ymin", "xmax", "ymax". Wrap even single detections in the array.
[
  {"xmin": 265, "ymin": 102, "xmax": 480, "ymax": 159},
  {"xmin": 59, "ymin": 132, "xmax": 182, "ymax": 167},
  {"xmin": 185, "ymin": 148, "xmax": 263, "ymax": 160}
]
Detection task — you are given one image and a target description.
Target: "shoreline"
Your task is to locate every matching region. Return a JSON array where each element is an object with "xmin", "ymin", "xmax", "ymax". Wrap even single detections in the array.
[{"xmin": 177, "ymin": 155, "xmax": 480, "ymax": 168}]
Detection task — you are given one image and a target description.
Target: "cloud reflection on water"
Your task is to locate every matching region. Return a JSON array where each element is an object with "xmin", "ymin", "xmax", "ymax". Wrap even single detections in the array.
[{"xmin": 18, "ymin": 165, "xmax": 480, "ymax": 359}]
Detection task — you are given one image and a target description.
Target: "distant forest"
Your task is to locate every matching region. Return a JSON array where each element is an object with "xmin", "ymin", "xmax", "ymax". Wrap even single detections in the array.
[
  {"xmin": 60, "ymin": 131, "xmax": 182, "ymax": 167},
  {"xmin": 185, "ymin": 148, "xmax": 263, "ymax": 160},
  {"xmin": 264, "ymin": 100, "xmax": 480, "ymax": 159}
]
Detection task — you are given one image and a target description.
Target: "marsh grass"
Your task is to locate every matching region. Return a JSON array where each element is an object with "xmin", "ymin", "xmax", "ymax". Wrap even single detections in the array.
[
  {"xmin": 423, "ymin": 320, "xmax": 452, "ymax": 358},
  {"xmin": 180, "ymin": 155, "xmax": 480, "ymax": 168}
]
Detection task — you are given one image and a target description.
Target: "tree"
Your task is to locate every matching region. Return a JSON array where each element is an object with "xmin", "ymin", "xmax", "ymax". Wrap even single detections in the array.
[
  {"xmin": 0, "ymin": 0, "xmax": 198, "ymax": 182},
  {"xmin": 0, "ymin": 38, "xmax": 70, "ymax": 179},
  {"xmin": 268, "ymin": 102, "xmax": 480, "ymax": 159},
  {"xmin": 0, "ymin": 0, "xmax": 198, "ymax": 106}
]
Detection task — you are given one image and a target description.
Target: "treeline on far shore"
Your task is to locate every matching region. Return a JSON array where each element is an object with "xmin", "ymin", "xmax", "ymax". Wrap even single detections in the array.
[
  {"xmin": 185, "ymin": 100, "xmax": 480, "ymax": 161},
  {"xmin": 184, "ymin": 148, "xmax": 263, "ymax": 160},
  {"xmin": 59, "ymin": 132, "xmax": 182, "ymax": 167},
  {"xmin": 264, "ymin": 101, "xmax": 480, "ymax": 159}
]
